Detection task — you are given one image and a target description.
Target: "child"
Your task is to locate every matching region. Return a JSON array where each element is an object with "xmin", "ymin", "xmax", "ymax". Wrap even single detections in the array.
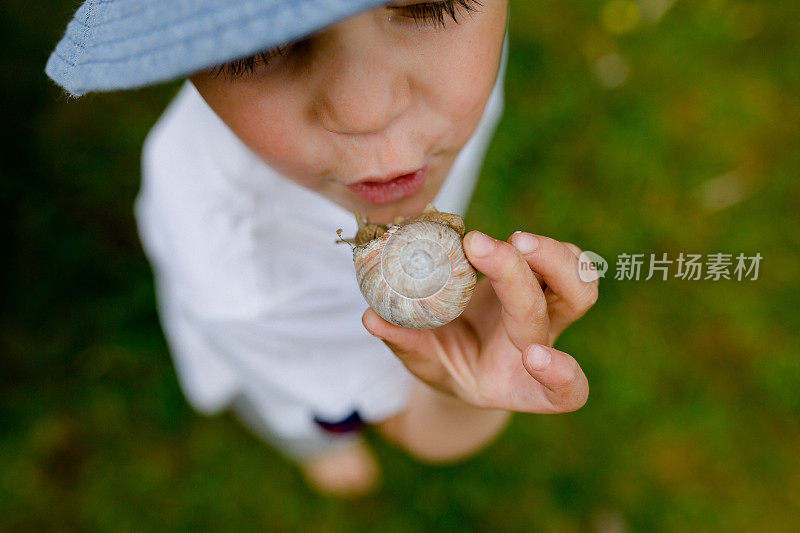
[{"xmin": 47, "ymin": 0, "xmax": 596, "ymax": 497}]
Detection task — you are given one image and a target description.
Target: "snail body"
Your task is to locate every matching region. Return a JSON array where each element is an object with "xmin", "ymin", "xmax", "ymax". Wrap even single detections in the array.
[{"xmin": 339, "ymin": 204, "xmax": 477, "ymax": 329}]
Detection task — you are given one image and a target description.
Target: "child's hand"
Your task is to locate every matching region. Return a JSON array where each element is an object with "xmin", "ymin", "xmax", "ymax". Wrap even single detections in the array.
[{"xmin": 362, "ymin": 231, "xmax": 597, "ymax": 414}]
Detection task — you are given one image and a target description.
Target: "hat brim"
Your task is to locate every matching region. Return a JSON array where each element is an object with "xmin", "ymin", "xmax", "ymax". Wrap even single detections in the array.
[{"xmin": 46, "ymin": 0, "xmax": 389, "ymax": 97}]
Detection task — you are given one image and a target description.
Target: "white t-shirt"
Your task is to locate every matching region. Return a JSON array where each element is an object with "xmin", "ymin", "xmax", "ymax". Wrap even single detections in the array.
[{"xmin": 134, "ymin": 38, "xmax": 507, "ymax": 443}]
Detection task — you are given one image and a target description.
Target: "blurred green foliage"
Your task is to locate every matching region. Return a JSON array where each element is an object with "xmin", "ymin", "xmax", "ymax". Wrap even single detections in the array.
[{"xmin": 2, "ymin": 0, "xmax": 799, "ymax": 530}]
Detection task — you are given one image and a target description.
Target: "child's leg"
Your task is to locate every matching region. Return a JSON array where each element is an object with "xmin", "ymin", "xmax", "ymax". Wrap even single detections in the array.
[
  {"xmin": 298, "ymin": 438, "xmax": 380, "ymax": 498},
  {"xmin": 231, "ymin": 396, "xmax": 380, "ymax": 497},
  {"xmin": 374, "ymin": 378, "xmax": 512, "ymax": 464}
]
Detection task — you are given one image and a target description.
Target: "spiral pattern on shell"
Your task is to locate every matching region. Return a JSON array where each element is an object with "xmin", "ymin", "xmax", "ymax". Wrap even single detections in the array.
[{"xmin": 354, "ymin": 220, "xmax": 477, "ymax": 329}]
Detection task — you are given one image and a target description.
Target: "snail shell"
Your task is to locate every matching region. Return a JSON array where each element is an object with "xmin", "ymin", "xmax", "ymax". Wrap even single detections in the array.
[{"xmin": 353, "ymin": 219, "xmax": 477, "ymax": 329}]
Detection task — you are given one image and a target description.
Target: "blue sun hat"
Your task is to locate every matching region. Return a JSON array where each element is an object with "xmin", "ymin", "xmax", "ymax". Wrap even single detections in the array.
[{"xmin": 46, "ymin": 0, "xmax": 390, "ymax": 97}]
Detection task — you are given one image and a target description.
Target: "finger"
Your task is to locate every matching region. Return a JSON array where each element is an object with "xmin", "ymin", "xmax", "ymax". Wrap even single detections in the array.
[
  {"xmin": 553, "ymin": 242, "xmax": 598, "ymax": 335},
  {"xmin": 522, "ymin": 344, "xmax": 589, "ymax": 413},
  {"xmin": 509, "ymin": 233, "xmax": 599, "ymax": 321},
  {"xmin": 562, "ymin": 242, "xmax": 583, "ymax": 259},
  {"xmin": 362, "ymin": 308, "xmax": 452, "ymax": 387},
  {"xmin": 463, "ymin": 231, "xmax": 548, "ymax": 351}
]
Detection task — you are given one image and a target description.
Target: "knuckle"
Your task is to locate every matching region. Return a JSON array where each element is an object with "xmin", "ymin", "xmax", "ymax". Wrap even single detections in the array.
[
  {"xmin": 563, "ymin": 242, "xmax": 583, "ymax": 258},
  {"xmin": 552, "ymin": 355, "xmax": 582, "ymax": 389},
  {"xmin": 568, "ymin": 381, "xmax": 590, "ymax": 412},
  {"xmin": 583, "ymin": 281, "xmax": 599, "ymax": 308},
  {"xmin": 560, "ymin": 364, "xmax": 589, "ymax": 412},
  {"xmin": 527, "ymin": 302, "xmax": 549, "ymax": 326},
  {"xmin": 559, "ymin": 242, "xmax": 575, "ymax": 265},
  {"xmin": 567, "ymin": 355, "xmax": 583, "ymax": 380},
  {"xmin": 569, "ymin": 279, "xmax": 599, "ymax": 315}
]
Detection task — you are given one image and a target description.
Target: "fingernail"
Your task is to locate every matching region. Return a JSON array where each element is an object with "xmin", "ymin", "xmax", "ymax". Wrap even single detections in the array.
[
  {"xmin": 469, "ymin": 231, "xmax": 495, "ymax": 258},
  {"xmin": 513, "ymin": 233, "xmax": 539, "ymax": 255},
  {"xmin": 527, "ymin": 345, "xmax": 551, "ymax": 371}
]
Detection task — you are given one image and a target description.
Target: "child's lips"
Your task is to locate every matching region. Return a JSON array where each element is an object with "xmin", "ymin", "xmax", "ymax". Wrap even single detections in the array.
[{"xmin": 347, "ymin": 166, "xmax": 428, "ymax": 205}]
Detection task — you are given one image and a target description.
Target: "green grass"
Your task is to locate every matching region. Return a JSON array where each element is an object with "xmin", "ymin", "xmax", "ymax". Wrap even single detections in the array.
[{"xmin": 2, "ymin": 0, "xmax": 799, "ymax": 530}]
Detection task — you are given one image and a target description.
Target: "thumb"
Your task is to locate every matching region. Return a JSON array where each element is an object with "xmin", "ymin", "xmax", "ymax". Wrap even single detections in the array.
[
  {"xmin": 521, "ymin": 344, "xmax": 589, "ymax": 413},
  {"xmin": 362, "ymin": 308, "xmax": 448, "ymax": 384}
]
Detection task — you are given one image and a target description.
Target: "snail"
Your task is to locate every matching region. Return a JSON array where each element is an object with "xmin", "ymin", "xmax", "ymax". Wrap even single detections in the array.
[{"xmin": 337, "ymin": 204, "xmax": 477, "ymax": 329}]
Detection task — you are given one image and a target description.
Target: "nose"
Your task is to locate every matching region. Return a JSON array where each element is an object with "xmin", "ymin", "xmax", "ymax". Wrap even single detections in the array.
[{"xmin": 313, "ymin": 25, "xmax": 411, "ymax": 135}]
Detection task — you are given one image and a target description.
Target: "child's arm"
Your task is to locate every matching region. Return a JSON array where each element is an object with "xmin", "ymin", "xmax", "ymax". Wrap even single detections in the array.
[
  {"xmin": 375, "ymin": 378, "xmax": 512, "ymax": 463},
  {"xmin": 364, "ymin": 231, "xmax": 596, "ymax": 460}
]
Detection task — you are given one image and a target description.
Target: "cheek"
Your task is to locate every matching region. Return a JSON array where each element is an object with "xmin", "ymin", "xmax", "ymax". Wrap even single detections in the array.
[
  {"xmin": 423, "ymin": 21, "xmax": 505, "ymax": 148},
  {"xmin": 233, "ymin": 101, "xmax": 306, "ymax": 172},
  {"xmin": 444, "ymin": 56, "xmax": 496, "ymax": 126},
  {"xmin": 204, "ymin": 84, "xmax": 324, "ymax": 182}
]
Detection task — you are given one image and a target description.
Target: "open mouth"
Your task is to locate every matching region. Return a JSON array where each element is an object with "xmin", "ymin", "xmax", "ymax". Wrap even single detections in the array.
[{"xmin": 346, "ymin": 166, "xmax": 428, "ymax": 205}]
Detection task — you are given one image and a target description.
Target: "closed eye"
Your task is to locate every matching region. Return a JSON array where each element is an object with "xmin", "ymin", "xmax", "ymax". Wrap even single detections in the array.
[
  {"xmin": 212, "ymin": 0, "xmax": 482, "ymax": 78},
  {"xmin": 389, "ymin": 0, "xmax": 482, "ymax": 28}
]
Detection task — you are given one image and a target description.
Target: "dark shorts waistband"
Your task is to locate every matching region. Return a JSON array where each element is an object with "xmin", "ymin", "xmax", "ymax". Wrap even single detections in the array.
[{"xmin": 313, "ymin": 409, "xmax": 364, "ymax": 435}]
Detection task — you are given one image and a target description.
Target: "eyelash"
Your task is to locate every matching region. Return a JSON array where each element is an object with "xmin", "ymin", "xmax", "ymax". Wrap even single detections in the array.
[
  {"xmin": 213, "ymin": 0, "xmax": 482, "ymax": 78},
  {"xmin": 400, "ymin": 0, "xmax": 482, "ymax": 28},
  {"xmin": 212, "ymin": 47, "xmax": 286, "ymax": 78}
]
